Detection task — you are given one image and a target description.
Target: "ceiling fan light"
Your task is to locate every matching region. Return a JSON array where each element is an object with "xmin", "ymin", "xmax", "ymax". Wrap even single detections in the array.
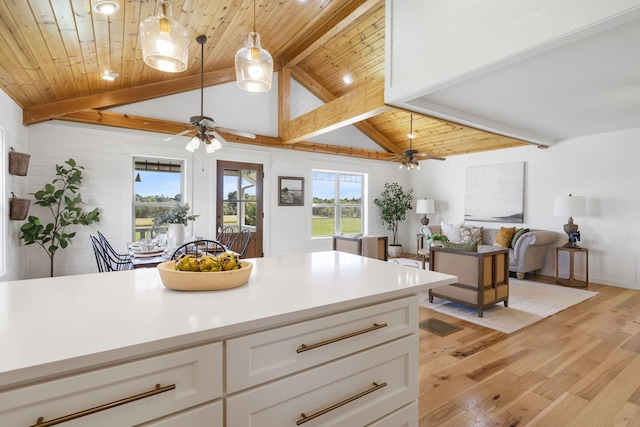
[
  {"xmin": 211, "ymin": 137, "xmax": 222, "ymax": 151},
  {"xmin": 185, "ymin": 136, "xmax": 200, "ymax": 152},
  {"xmin": 235, "ymin": 31, "xmax": 273, "ymax": 92},
  {"xmin": 140, "ymin": 0, "xmax": 188, "ymax": 73},
  {"xmin": 205, "ymin": 141, "xmax": 216, "ymax": 154}
]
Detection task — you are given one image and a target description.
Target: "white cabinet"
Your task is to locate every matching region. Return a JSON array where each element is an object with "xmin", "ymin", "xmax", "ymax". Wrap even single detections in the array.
[
  {"xmin": 226, "ymin": 296, "xmax": 417, "ymax": 393},
  {"xmin": 0, "ymin": 297, "xmax": 421, "ymax": 426},
  {"xmin": 226, "ymin": 296, "xmax": 419, "ymax": 426},
  {"xmin": 140, "ymin": 401, "xmax": 223, "ymax": 426},
  {"xmin": 226, "ymin": 335, "xmax": 417, "ymax": 426},
  {"xmin": 0, "ymin": 343, "xmax": 222, "ymax": 426}
]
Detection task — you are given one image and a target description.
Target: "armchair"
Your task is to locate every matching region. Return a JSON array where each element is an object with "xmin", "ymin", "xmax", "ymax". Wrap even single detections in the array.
[{"xmin": 428, "ymin": 246, "xmax": 509, "ymax": 317}]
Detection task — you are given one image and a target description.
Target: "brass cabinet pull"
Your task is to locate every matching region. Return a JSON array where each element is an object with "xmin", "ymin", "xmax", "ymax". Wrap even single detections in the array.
[
  {"xmin": 30, "ymin": 383, "xmax": 176, "ymax": 427},
  {"xmin": 296, "ymin": 323, "xmax": 388, "ymax": 353},
  {"xmin": 296, "ymin": 381, "xmax": 387, "ymax": 425}
]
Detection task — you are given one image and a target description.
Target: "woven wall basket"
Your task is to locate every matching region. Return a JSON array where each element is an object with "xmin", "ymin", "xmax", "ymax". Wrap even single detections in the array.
[
  {"xmin": 10, "ymin": 193, "xmax": 30, "ymax": 220},
  {"xmin": 8, "ymin": 147, "xmax": 30, "ymax": 176}
]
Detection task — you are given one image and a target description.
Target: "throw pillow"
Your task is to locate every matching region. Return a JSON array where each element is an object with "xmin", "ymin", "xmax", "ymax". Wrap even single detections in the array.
[
  {"xmin": 442, "ymin": 241, "xmax": 478, "ymax": 252},
  {"xmin": 461, "ymin": 226, "xmax": 483, "ymax": 245},
  {"xmin": 511, "ymin": 228, "xmax": 530, "ymax": 248},
  {"xmin": 440, "ymin": 221, "xmax": 462, "ymax": 242},
  {"xmin": 493, "ymin": 226, "xmax": 516, "ymax": 248}
]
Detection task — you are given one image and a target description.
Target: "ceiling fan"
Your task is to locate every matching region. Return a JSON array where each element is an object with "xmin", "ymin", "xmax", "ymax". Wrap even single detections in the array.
[
  {"xmin": 388, "ymin": 113, "xmax": 446, "ymax": 170},
  {"xmin": 166, "ymin": 35, "xmax": 256, "ymax": 153}
]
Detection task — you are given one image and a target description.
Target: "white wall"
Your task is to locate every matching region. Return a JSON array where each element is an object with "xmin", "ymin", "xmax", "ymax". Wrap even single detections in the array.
[
  {"xmin": 386, "ymin": 0, "xmax": 640, "ymax": 101},
  {"xmin": 20, "ymin": 120, "xmax": 407, "ymax": 279},
  {"xmin": 0, "ymin": 90, "xmax": 29, "ymax": 281},
  {"xmin": 408, "ymin": 129, "xmax": 640, "ymax": 289}
]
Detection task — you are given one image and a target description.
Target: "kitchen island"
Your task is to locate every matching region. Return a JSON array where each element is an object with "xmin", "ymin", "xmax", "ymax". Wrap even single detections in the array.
[{"xmin": 0, "ymin": 251, "xmax": 456, "ymax": 426}]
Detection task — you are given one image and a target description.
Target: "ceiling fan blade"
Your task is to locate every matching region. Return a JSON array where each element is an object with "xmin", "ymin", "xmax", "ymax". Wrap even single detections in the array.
[
  {"xmin": 218, "ymin": 127, "xmax": 256, "ymax": 139},
  {"xmin": 163, "ymin": 127, "xmax": 193, "ymax": 141},
  {"xmin": 211, "ymin": 131, "xmax": 229, "ymax": 146},
  {"xmin": 414, "ymin": 153, "xmax": 446, "ymax": 161}
]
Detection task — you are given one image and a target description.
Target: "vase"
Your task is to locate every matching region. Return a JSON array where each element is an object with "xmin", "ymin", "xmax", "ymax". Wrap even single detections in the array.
[
  {"xmin": 168, "ymin": 224, "xmax": 186, "ymax": 246},
  {"xmin": 388, "ymin": 244, "xmax": 403, "ymax": 258}
]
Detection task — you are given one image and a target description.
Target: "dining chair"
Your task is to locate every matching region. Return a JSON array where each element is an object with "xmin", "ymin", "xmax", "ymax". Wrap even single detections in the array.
[
  {"xmin": 90, "ymin": 235, "xmax": 110, "ymax": 273},
  {"xmin": 216, "ymin": 226, "xmax": 235, "ymax": 247},
  {"xmin": 97, "ymin": 231, "xmax": 132, "ymax": 263},
  {"xmin": 91, "ymin": 235, "xmax": 133, "ymax": 272},
  {"xmin": 171, "ymin": 240, "xmax": 228, "ymax": 260},
  {"xmin": 228, "ymin": 229, "xmax": 251, "ymax": 259}
]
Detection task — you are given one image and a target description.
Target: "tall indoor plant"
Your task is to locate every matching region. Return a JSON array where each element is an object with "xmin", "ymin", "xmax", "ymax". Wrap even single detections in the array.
[
  {"xmin": 373, "ymin": 182, "xmax": 413, "ymax": 257},
  {"xmin": 19, "ymin": 159, "xmax": 101, "ymax": 277},
  {"xmin": 154, "ymin": 203, "xmax": 199, "ymax": 245}
]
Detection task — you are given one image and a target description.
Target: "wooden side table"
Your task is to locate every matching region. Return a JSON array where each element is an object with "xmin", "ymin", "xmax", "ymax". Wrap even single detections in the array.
[
  {"xmin": 417, "ymin": 233, "xmax": 427, "ymax": 257},
  {"xmin": 556, "ymin": 246, "xmax": 588, "ymax": 287}
]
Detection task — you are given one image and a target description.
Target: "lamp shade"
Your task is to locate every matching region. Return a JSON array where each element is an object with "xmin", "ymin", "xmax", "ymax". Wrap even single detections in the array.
[
  {"xmin": 553, "ymin": 194, "xmax": 586, "ymax": 217},
  {"xmin": 416, "ymin": 199, "xmax": 435, "ymax": 214},
  {"xmin": 139, "ymin": 1, "xmax": 188, "ymax": 73},
  {"xmin": 235, "ymin": 31, "xmax": 273, "ymax": 92}
]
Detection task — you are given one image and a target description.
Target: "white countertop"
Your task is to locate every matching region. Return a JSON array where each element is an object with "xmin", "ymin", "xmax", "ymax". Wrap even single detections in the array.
[{"xmin": 0, "ymin": 251, "xmax": 456, "ymax": 389}]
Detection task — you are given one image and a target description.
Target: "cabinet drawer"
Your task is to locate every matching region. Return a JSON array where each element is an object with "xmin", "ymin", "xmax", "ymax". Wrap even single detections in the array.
[
  {"xmin": 140, "ymin": 401, "xmax": 222, "ymax": 426},
  {"xmin": 226, "ymin": 335, "xmax": 418, "ymax": 427},
  {"xmin": 367, "ymin": 402, "xmax": 418, "ymax": 427},
  {"xmin": 0, "ymin": 343, "xmax": 222, "ymax": 427},
  {"xmin": 227, "ymin": 296, "xmax": 417, "ymax": 392}
]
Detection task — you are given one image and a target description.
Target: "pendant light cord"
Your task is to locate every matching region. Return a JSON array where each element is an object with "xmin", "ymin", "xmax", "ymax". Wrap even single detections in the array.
[{"xmin": 253, "ymin": 0, "xmax": 256, "ymax": 32}]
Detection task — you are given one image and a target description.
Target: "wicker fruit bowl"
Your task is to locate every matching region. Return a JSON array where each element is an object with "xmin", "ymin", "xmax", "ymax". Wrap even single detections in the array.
[{"xmin": 157, "ymin": 260, "xmax": 253, "ymax": 291}]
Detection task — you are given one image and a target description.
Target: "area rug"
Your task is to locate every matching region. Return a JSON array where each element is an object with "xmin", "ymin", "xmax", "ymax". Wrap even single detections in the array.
[{"xmin": 418, "ymin": 279, "xmax": 598, "ymax": 334}]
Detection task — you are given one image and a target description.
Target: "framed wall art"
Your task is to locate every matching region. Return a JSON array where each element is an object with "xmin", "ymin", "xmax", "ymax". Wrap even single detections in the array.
[
  {"xmin": 278, "ymin": 176, "xmax": 304, "ymax": 206},
  {"xmin": 464, "ymin": 161, "xmax": 524, "ymax": 223}
]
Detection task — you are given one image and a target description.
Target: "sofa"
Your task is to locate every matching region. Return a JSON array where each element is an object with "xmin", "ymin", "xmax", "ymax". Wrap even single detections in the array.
[
  {"xmin": 429, "ymin": 246, "xmax": 509, "ymax": 317},
  {"xmin": 424, "ymin": 224, "xmax": 557, "ymax": 279}
]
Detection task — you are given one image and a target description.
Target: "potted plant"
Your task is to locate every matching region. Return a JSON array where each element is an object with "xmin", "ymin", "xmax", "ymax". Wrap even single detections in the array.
[
  {"xmin": 373, "ymin": 182, "xmax": 413, "ymax": 258},
  {"xmin": 19, "ymin": 159, "xmax": 101, "ymax": 277},
  {"xmin": 154, "ymin": 203, "xmax": 199, "ymax": 245},
  {"xmin": 427, "ymin": 233, "xmax": 449, "ymax": 247}
]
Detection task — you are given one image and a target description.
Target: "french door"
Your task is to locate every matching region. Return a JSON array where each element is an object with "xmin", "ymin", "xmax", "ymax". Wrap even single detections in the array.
[{"xmin": 216, "ymin": 160, "xmax": 263, "ymax": 258}]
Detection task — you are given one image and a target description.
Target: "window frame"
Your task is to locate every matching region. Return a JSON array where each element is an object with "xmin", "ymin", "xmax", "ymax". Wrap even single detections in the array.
[{"xmin": 311, "ymin": 169, "xmax": 366, "ymax": 239}]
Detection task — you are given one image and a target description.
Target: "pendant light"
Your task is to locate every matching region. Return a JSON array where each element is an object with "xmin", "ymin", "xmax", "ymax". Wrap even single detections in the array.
[
  {"xmin": 234, "ymin": 0, "xmax": 273, "ymax": 92},
  {"xmin": 139, "ymin": 0, "xmax": 188, "ymax": 73}
]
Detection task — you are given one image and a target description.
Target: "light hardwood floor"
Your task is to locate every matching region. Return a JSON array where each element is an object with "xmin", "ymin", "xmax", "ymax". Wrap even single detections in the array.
[{"xmin": 417, "ymin": 273, "xmax": 640, "ymax": 426}]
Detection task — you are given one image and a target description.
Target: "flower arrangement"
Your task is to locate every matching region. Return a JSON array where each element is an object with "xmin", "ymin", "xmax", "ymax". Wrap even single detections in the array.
[{"xmin": 154, "ymin": 203, "xmax": 199, "ymax": 227}]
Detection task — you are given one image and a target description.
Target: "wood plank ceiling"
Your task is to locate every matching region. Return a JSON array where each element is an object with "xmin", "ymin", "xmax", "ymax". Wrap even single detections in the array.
[{"xmin": 0, "ymin": 0, "xmax": 528, "ymax": 162}]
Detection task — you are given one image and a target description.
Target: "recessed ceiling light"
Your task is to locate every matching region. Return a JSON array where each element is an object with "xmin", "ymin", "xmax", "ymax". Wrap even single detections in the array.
[
  {"xmin": 102, "ymin": 72, "xmax": 119, "ymax": 81},
  {"xmin": 93, "ymin": 0, "xmax": 120, "ymax": 15},
  {"xmin": 342, "ymin": 75, "xmax": 353, "ymax": 85}
]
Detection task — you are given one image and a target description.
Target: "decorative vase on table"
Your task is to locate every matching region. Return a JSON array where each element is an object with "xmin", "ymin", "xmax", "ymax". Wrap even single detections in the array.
[{"xmin": 168, "ymin": 224, "xmax": 185, "ymax": 246}]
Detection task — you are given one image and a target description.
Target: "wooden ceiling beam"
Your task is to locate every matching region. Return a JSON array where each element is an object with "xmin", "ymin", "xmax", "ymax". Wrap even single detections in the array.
[
  {"xmin": 57, "ymin": 109, "xmax": 392, "ymax": 161},
  {"xmin": 281, "ymin": 77, "xmax": 390, "ymax": 144},
  {"xmin": 290, "ymin": 67, "xmax": 402, "ymax": 155},
  {"xmin": 281, "ymin": 0, "xmax": 382, "ymax": 68},
  {"xmin": 23, "ymin": 61, "xmax": 281, "ymax": 126}
]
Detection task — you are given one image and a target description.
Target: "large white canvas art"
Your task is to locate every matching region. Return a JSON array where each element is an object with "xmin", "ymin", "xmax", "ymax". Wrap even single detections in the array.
[{"xmin": 465, "ymin": 162, "xmax": 524, "ymax": 223}]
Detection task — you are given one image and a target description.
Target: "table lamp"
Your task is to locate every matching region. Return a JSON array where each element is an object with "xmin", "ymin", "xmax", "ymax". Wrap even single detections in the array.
[
  {"xmin": 416, "ymin": 199, "xmax": 435, "ymax": 225},
  {"xmin": 553, "ymin": 194, "xmax": 586, "ymax": 248}
]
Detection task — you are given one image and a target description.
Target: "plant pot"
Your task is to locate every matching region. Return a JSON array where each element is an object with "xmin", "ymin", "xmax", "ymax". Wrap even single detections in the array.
[
  {"xmin": 432, "ymin": 241, "xmax": 443, "ymax": 247},
  {"xmin": 168, "ymin": 224, "xmax": 186, "ymax": 246},
  {"xmin": 388, "ymin": 244, "xmax": 403, "ymax": 258}
]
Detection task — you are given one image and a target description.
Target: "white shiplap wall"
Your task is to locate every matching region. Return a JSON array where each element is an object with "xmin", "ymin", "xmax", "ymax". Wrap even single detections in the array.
[{"xmin": 22, "ymin": 120, "xmax": 407, "ymax": 279}]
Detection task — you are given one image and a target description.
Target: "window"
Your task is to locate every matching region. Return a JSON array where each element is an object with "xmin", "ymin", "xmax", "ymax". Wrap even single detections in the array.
[
  {"xmin": 132, "ymin": 158, "xmax": 184, "ymax": 241},
  {"xmin": 312, "ymin": 170, "xmax": 364, "ymax": 237}
]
